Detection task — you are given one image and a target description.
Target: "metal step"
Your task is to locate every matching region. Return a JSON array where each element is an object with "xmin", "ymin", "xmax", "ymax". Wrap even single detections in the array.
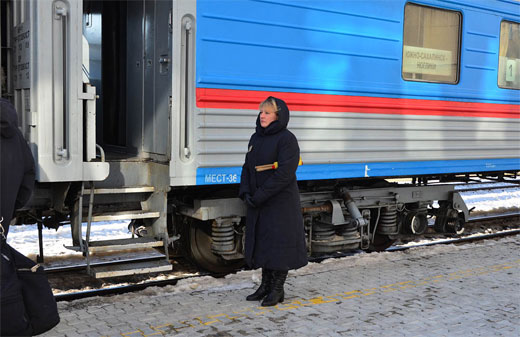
[
  {"xmin": 86, "ymin": 237, "xmax": 164, "ymax": 253},
  {"xmin": 83, "ymin": 186, "xmax": 155, "ymax": 195},
  {"xmin": 86, "ymin": 210, "xmax": 160, "ymax": 222},
  {"xmin": 89, "ymin": 259, "xmax": 172, "ymax": 278}
]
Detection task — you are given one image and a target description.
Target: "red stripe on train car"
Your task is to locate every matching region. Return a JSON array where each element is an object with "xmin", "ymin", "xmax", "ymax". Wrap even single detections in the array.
[{"xmin": 196, "ymin": 88, "xmax": 520, "ymax": 119}]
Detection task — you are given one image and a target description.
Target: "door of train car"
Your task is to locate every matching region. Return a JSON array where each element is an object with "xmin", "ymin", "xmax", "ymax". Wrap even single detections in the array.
[
  {"xmin": 83, "ymin": 0, "xmax": 172, "ymax": 161},
  {"xmin": 5, "ymin": 0, "xmax": 108, "ymax": 182}
]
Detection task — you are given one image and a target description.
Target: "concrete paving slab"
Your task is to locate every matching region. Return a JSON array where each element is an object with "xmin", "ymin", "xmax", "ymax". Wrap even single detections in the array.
[{"xmin": 40, "ymin": 235, "xmax": 520, "ymax": 336}]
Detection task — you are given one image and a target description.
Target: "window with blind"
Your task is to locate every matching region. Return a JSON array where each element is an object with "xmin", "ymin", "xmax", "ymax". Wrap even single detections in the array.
[
  {"xmin": 498, "ymin": 21, "xmax": 520, "ymax": 90},
  {"xmin": 402, "ymin": 3, "xmax": 461, "ymax": 84}
]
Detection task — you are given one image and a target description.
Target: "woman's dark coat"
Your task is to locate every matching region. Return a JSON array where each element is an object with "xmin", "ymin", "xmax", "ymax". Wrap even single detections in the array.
[
  {"xmin": 239, "ymin": 97, "xmax": 307, "ymax": 271},
  {"xmin": 0, "ymin": 99, "xmax": 35, "ymax": 235}
]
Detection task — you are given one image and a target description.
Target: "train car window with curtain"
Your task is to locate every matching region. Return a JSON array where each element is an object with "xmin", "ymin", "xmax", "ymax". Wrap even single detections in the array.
[
  {"xmin": 402, "ymin": 3, "xmax": 461, "ymax": 83},
  {"xmin": 498, "ymin": 21, "xmax": 520, "ymax": 90}
]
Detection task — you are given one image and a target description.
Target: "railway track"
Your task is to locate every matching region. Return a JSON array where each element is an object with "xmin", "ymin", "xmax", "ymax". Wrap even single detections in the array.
[
  {"xmin": 50, "ymin": 212, "xmax": 519, "ymax": 302},
  {"xmin": 388, "ymin": 228, "xmax": 520, "ymax": 252}
]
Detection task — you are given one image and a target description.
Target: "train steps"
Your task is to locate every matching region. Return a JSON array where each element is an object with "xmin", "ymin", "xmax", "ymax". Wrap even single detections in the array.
[{"xmin": 68, "ymin": 184, "xmax": 172, "ymax": 278}]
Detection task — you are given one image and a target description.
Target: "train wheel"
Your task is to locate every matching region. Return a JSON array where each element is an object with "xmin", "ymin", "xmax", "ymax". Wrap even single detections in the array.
[
  {"xmin": 445, "ymin": 213, "xmax": 465, "ymax": 235},
  {"xmin": 403, "ymin": 211, "xmax": 428, "ymax": 235},
  {"xmin": 189, "ymin": 222, "xmax": 244, "ymax": 273},
  {"xmin": 368, "ymin": 234, "xmax": 396, "ymax": 252}
]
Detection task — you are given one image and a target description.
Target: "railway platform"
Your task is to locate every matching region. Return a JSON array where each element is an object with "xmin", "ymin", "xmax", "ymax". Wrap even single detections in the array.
[{"xmin": 42, "ymin": 235, "xmax": 520, "ymax": 337}]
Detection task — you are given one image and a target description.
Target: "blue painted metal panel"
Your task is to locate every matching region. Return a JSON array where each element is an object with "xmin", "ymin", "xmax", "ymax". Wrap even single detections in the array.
[
  {"xmin": 196, "ymin": 158, "xmax": 520, "ymax": 185},
  {"xmin": 194, "ymin": 0, "xmax": 519, "ymax": 186},
  {"xmin": 197, "ymin": 0, "xmax": 520, "ymax": 104}
]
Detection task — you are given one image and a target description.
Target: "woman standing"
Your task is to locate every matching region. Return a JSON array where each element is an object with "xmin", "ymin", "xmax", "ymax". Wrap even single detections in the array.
[{"xmin": 239, "ymin": 96, "xmax": 307, "ymax": 307}]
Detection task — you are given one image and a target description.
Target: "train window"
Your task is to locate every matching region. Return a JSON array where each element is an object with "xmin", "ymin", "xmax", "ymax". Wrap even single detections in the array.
[
  {"xmin": 498, "ymin": 21, "xmax": 520, "ymax": 90},
  {"xmin": 402, "ymin": 3, "xmax": 461, "ymax": 84}
]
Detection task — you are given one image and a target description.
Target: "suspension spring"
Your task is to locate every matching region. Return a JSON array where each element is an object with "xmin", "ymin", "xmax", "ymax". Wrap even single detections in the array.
[
  {"xmin": 377, "ymin": 206, "xmax": 399, "ymax": 235},
  {"xmin": 337, "ymin": 225, "xmax": 359, "ymax": 241},
  {"xmin": 211, "ymin": 218, "xmax": 235, "ymax": 254},
  {"xmin": 312, "ymin": 221, "xmax": 336, "ymax": 241}
]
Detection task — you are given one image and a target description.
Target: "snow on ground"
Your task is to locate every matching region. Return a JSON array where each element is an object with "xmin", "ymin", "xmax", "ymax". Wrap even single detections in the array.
[
  {"xmin": 6, "ymin": 183, "xmax": 520, "ymax": 261},
  {"xmin": 7, "ymin": 221, "xmax": 131, "ymax": 261}
]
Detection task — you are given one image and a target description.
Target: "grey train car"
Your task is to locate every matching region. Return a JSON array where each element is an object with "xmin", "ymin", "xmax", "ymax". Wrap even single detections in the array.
[{"xmin": 1, "ymin": 0, "xmax": 519, "ymax": 275}]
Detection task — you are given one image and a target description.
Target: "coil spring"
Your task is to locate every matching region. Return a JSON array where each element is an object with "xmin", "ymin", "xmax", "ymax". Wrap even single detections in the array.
[
  {"xmin": 337, "ymin": 225, "xmax": 359, "ymax": 241},
  {"xmin": 211, "ymin": 219, "xmax": 235, "ymax": 253},
  {"xmin": 312, "ymin": 221, "xmax": 335, "ymax": 241},
  {"xmin": 377, "ymin": 206, "xmax": 398, "ymax": 235}
]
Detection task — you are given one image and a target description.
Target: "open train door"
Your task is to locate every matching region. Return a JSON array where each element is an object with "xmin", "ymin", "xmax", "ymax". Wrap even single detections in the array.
[{"xmin": 9, "ymin": 0, "xmax": 108, "ymax": 182}]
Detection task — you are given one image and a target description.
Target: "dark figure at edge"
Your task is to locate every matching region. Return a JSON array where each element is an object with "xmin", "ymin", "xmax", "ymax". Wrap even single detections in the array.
[{"xmin": 0, "ymin": 98, "xmax": 35, "ymax": 236}]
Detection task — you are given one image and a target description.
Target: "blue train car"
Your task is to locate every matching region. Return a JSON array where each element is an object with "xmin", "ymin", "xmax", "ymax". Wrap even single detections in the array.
[
  {"xmin": 2, "ymin": 0, "xmax": 519, "ymax": 273},
  {"xmin": 190, "ymin": 0, "xmax": 519, "ymax": 186}
]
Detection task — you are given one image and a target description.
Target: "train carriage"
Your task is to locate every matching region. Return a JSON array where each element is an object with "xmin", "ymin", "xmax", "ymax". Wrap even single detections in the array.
[{"xmin": 1, "ymin": 0, "xmax": 519, "ymax": 275}]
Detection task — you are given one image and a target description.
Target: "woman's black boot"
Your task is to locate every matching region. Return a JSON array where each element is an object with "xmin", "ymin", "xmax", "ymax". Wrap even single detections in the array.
[
  {"xmin": 261, "ymin": 270, "xmax": 288, "ymax": 306},
  {"xmin": 246, "ymin": 268, "xmax": 272, "ymax": 301}
]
